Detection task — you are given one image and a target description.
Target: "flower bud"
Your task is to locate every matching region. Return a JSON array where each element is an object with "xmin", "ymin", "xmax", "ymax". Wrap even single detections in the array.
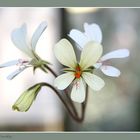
[{"xmin": 12, "ymin": 84, "xmax": 41, "ymax": 112}]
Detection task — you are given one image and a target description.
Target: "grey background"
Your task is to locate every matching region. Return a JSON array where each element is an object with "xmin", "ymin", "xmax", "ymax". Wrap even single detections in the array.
[{"xmin": 0, "ymin": 0, "xmax": 140, "ymax": 7}]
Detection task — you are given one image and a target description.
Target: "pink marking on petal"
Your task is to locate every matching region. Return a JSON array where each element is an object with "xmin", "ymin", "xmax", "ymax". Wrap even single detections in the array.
[
  {"xmin": 17, "ymin": 59, "xmax": 29, "ymax": 66},
  {"xmin": 73, "ymin": 80, "xmax": 80, "ymax": 90}
]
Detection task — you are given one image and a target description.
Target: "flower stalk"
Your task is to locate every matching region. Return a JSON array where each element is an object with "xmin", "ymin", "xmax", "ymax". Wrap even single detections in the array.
[{"xmin": 39, "ymin": 82, "xmax": 89, "ymax": 123}]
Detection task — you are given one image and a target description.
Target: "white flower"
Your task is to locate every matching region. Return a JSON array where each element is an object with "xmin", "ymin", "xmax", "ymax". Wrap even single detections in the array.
[
  {"xmin": 68, "ymin": 22, "xmax": 102, "ymax": 49},
  {"xmin": 54, "ymin": 39, "xmax": 105, "ymax": 103},
  {"xmin": 0, "ymin": 21, "xmax": 49, "ymax": 80},
  {"xmin": 69, "ymin": 22, "xmax": 130, "ymax": 77},
  {"xmin": 94, "ymin": 49, "xmax": 130, "ymax": 77}
]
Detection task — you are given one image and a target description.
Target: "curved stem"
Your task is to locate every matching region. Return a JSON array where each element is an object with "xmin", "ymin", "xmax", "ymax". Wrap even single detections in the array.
[
  {"xmin": 39, "ymin": 82, "xmax": 83, "ymax": 122},
  {"xmin": 44, "ymin": 65, "xmax": 79, "ymax": 117},
  {"xmin": 44, "ymin": 65, "xmax": 57, "ymax": 77}
]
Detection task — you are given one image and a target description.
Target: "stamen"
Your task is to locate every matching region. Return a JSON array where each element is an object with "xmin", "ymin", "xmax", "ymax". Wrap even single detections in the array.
[
  {"xmin": 75, "ymin": 71, "xmax": 81, "ymax": 78},
  {"xmin": 76, "ymin": 66, "xmax": 81, "ymax": 71},
  {"xmin": 75, "ymin": 65, "xmax": 82, "ymax": 78},
  {"xmin": 17, "ymin": 59, "xmax": 29, "ymax": 66}
]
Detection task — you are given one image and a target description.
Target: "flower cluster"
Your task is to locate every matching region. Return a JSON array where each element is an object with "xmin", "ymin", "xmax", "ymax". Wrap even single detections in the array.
[{"xmin": 0, "ymin": 21, "xmax": 130, "ymax": 113}]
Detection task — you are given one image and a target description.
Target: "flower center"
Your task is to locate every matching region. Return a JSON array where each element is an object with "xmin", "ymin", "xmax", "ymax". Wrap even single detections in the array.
[{"xmin": 75, "ymin": 65, "xmax": 82, "ymax": 78}]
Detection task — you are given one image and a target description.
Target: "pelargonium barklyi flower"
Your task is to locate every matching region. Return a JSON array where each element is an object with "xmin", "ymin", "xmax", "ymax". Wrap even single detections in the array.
[
  {"xmin": 69, "ymin": 22, "xmax": 102, "ymax": 49},
  {"xmin": 0, "ymin": 21, "xmax": 49, "ymax": 80},
  {"xmin": 54, "ymin": 39, "xmax": 105, "ymax": 103},
  {"xmin": 69, "ymin": 22, "xmax": 130, "ymax": 77}
]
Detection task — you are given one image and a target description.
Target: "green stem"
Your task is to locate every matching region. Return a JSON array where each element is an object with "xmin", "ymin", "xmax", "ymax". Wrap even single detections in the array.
[{"xmin": 44, "ymin": 65, "xmax": 57, "ymax": 77}]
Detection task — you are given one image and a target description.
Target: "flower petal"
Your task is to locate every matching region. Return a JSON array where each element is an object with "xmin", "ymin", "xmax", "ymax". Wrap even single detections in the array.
[
  {"xmin": 0, "ymin": 60, "xmax": 19, "ymax": 68},
  {"xmin": 100, "ymin": 49, "xmax": 130, "ymax": 61},
  {"xmin": 82, "ymin": 72, "xmax": 105, "ymax": 91},
  {"xmin": 54, "ymin": 39, "xmax": 77, "ymax": 68},
  {"xmin": 11, "ymin": 24, "xmax": 33, "ymax": 58},
  {"xmin": 84, "ymin": 23, "xmax": 102, "ymax": 43},
  {"xmin": 71, "ymin": 78, "xmax": 85, "ymax": 103},
  {"xmin": 101, "ymin": 65, "xmax": 121, "ymax": 77},
  {"xmin": 54, "ymin": 72, "xmax": 75, "ymax": 90},
  {"xmin": 79, "ymin": 41, "xmax": 103, "ymax": 70},
  {"xmin": 31, "ymin": 21, "xmax": 47, "ymax": 50},
  {"xmin": 7, "ymin": 67, "xmax": 27, "ymax": 80},
  {"xmin": 68, "ymin": 29, "xmax": 89, "ymax": 49}
]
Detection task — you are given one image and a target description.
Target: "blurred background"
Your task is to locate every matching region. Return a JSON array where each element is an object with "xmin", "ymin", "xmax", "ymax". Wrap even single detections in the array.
[{"xmin": 0, "ymin": 8, "xmax": 139, "ymax": 131}]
